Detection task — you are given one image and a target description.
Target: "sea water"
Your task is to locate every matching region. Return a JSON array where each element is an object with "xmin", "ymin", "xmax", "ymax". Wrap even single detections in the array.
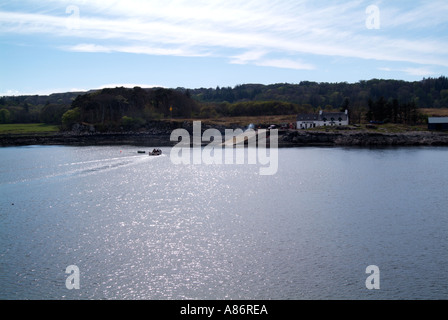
[{"xmin": 0, "ymin": 145, "xmax": 447, "ymax": 299}]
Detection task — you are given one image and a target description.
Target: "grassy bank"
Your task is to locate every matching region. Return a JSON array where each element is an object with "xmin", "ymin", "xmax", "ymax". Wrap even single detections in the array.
[
  {"xmin": 307, "ymin": 123, "xmax": 428, "ymax": 133},
  {"xmin": 420, "ymin": 108, "xmax": 448, "ymax": 117},
  {"xmin": 160, "ymin": 115, "xmax": 297, "ymax": 127},
  {"xmin": 0, "ymin": 123, "xmax": 60, "ymax": 134},
  {"xmin": 162, "ymin": 116, "xmax": 431, "ymax": 133}
]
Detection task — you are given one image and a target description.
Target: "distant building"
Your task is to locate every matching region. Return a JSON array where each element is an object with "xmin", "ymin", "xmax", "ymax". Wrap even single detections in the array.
[
  {"xmin": 428, "ymin": 117, "xmax": 448, "ymax": 131},
  {"xmin": 297, "ymin": 110, "xmax": 349, "ymax": 129}
]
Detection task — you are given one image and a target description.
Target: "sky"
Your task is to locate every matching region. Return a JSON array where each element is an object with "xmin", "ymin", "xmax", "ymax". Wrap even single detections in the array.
[{"xmin": 1, "ymin": 0, "xmax": 448, "ymax": 96}]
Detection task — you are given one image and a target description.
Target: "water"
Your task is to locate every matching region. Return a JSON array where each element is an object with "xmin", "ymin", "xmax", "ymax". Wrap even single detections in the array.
[{"xmin": 0, "ymin": 145, "xmax": 447, "ymax": 300}]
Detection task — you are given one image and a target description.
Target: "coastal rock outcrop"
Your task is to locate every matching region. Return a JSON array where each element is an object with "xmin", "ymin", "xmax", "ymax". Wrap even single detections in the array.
[
  {"xmin": 2, "ymin": 128, "xmax": 448, "ymax": 147},
  {"xmin": 281, "ymin": 130, "xmax": 448, "ymax": 147}
]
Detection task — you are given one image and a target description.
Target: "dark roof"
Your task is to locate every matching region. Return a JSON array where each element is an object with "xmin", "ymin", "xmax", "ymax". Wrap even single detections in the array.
[
  {"xmin": 297, "ymin": 114, "xmax": 318, "ymax": 121},
  {"xmin": 297, "ymin": 111, "xmax": 348, "ymax": 122},
  {"xmin": 320, "ymin": 112, "xmax": 348, "ymax": 121}
]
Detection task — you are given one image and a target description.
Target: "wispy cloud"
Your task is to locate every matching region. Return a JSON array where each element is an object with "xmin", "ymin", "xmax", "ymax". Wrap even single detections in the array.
[
  {"xmin": 401, "ymin": 67, "xmax": 438, "ymax": 77},
  {"xmin": 229, "ymin": 50, "xmax": 315, "ymax": 70},
  {"xmin": 0, "ymin": 84, "xmax": 164, "ymax": 96},
  {"xmin": 258, "ymin": 59, "xmax": 315, "ymax": 71},
  {"xmin": 1, "ymin": 0, "xmax": 447, "ymax": 71},
  {"xmin": 383, "ymin": 1, "xmax": 448, "ymax": 29},
  {"xmin": 379, "ymin": 66, "xmax": 438, "ymax": 78},
  {"xmin": 68, "ymin": 43, "xmax": 111, "ymax": 53}
]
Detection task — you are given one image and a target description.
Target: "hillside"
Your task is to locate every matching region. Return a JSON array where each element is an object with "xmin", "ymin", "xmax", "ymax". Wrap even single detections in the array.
[
  {"xmin": 1, "ymin": 77, "xmax": 448, "ymax": 132},
  {"xmin": 188, "ymin": 77, "xmax": 448, "ymax": 108}
]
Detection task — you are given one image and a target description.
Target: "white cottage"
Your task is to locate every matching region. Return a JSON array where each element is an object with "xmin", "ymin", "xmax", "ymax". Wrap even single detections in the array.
[{"xmin": 297, "ymin": 110, "xmax": 349, "ymax": 129}]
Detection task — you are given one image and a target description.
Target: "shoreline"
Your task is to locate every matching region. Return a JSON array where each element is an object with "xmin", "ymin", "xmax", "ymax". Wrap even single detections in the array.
[
  {"xmin": 280, "ymin": 129, "xmax": 448, "ymax": 147},
  {"xmin": 1, "ymin": 129, "xmax": 448, "ymax": 148},
  {"xmin": 0, "ymin": 132, "xmax": 175, "ymax": 147}
]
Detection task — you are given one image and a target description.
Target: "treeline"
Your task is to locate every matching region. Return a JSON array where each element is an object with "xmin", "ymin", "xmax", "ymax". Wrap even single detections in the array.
[
  {"xmin": 1, "ymin": 77, "xmax": 448, "ymax": 130},
  {"xmin": 198, "ymin": 100, "xmax": 304, "ymax": 118},
  {"xmin": 0, "ymin": 87, "xmax": 199, "ymax": 130},
  {"xmin": 0, "ymin": 92, "xmax": 81, "ymax": 124},
  {"xmin": 64, "ymin": 87, "xmax": 199, "ymax": 131},
  {"xmin": 366, "ymin": 97, "xmax": 423, "ymax": 125},
  {"xmin": 190, "ymin": 77, "xmax": 448, "ymax": 110}
]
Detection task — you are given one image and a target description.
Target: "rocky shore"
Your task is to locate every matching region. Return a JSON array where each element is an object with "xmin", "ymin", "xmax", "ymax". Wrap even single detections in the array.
[
  {"xmin": 0, "ymin": 132, "xmax": 175, "ymax": 147},
  {"xmin": 280, "ymin": 130, "xmax": 448, "ymax": 147},
  {"xmin": 1, "ymin": 128, "xmax": 448, "ymax": 148}
]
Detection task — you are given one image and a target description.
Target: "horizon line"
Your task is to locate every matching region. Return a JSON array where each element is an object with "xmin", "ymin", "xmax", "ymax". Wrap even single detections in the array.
[{"xmin": 1, "ymin": 76, "xmax": 447, "ymax": 97}]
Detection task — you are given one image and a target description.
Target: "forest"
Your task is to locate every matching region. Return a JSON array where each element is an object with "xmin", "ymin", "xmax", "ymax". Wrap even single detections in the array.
[{"xmin": 0, "ymin": 76, "xmax": 447, "ymax": 131}]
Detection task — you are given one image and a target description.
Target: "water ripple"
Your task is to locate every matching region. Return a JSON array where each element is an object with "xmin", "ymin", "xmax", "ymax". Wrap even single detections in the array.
[{"xmin": 1, "ymin": 146, "xmax": 447, "ymax": 299}]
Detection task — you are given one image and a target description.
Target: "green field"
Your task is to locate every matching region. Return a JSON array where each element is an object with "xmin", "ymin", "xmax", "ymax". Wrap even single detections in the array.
[{"xmin": 0, "ymin": 123, "xmax": 60, "ymax": 134}]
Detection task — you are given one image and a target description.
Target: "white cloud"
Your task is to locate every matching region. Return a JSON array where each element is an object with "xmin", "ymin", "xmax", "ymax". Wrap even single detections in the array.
[
  {"xmin": 0, "ymin": 84, "xmax": 164, "ymax": 96},
  {"xmin": 1, "ymin": 0, "xmax": 447, "ymax": 71},
  {"xmin": 378, "ymin": 66, "xmax": 437, "ymax": 77},
  {"xmin": 68, "ymin": 43, "xmax": 111, "ymax": 53},
  {"xmin": 400, "ymin": 67, "xmax": 437, "ymax": 77},
  {"xmin": 383, "ymin": 1, "xmax": 448, "ymax": 29},
  {"xmin": 255, "ymin": 59, "xmax": 315, "ymax": 71},
  {"xmin": 0, "ymin": 89, "xmax": 21, "ymax": 97},
  {"xmin": 65, "ymin": 43, "xmax": 206, "ymax": 57},
  {"xmin": 229, "ymin": 50, "xmax": 268, "ymax": 65},
  {"xmin": 0, "ymin": 87, "xmax": 81, "ymax": 96}
]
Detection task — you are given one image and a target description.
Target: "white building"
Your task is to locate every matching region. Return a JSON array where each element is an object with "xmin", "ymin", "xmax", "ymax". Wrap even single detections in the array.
[{"xmin": 297, "ymin": 110, "xmax": 349, "ymax": 129}]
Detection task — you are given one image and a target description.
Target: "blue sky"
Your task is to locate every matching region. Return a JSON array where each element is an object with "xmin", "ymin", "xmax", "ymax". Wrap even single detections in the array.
[{"xmin": 1, "ymin": 0, "xmax": 448, "ymax": 96}]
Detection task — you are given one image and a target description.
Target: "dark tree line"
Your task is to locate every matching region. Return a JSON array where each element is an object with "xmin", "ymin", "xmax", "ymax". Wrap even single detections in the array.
[
  {"xmin": 64, "ymin": 87, "xmax": 199, "ymax": 130},
  {"xmin": 199, "ymin": 100, "xmax": 303, "ymax": 118},
  {"xmin": 0, "ymin": 92, "xmax": 81, "ymax": 124},
  {"xmin": 190, "ymin": 77, "xmax": 448, "ymax": 110},
  {"xmin": 1, "ymin": 77, "xmax": 447, "ymax": 128},
  {"xmin": 366, "ymin": 97, "xmax": 423, "ymax": 124}
]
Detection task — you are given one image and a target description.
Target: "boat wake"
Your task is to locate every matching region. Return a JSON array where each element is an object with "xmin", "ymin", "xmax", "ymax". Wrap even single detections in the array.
[{"xmin": 3, "ymin": 152, "xmax": 164, "ymax": 187}]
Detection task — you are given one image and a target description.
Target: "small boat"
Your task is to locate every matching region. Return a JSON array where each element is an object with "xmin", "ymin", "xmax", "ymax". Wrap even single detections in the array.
[
  {"xmin": 149, "ymin": 149, "xmax": 162, "ymax": 156},
  {"xmin": 137, "ymin": 150, "xmax": 146, "ymax": 154}
]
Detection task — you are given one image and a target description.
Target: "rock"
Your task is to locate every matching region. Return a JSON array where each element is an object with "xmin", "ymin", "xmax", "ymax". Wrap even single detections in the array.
[
  {"xmin": 279, "ymin": 130, "xmax": 448, "ymax": 147},
  {"xmin": 71, "ymin": 123, "xmax": 95, "ymax": 134}
]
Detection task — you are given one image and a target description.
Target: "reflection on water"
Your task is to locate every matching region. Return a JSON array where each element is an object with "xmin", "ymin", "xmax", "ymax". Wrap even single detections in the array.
[{"xmin": 0, "ymin": 145, "xmax": 447, "ymax": 299}]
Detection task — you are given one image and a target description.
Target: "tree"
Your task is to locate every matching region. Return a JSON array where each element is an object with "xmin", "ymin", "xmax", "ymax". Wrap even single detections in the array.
[
  {"xmin": 366, "ymin": 98, "xmax": 374, "ymax": 122},
  {"xmin": 0, "ymin": 108, "xmax": 11, "ymax": 123},
  {"xmin": 40, "ymin": 103, "xmax": 70, "ymax": 124},
  {"xmin": 441, "ymin": 89, "xmax": 448, "ymax": 108},
  {"xmin": 61, "ymin": 107, "xmax": 81, "ymax": 129},
  {"xmin": 120, "ymin": 116, "xmax": 145, "ymax": 130},
  {"xmin": 199, "ymin": 105, "xmax": 218, "ymax": 118},
  {"xmin": 391, "ymin": 98, "xmax": 399, "ymax": 123},
  {"xmin": 120, "ymin": 116, "xmax": 134, "ymax": 129},
  {"xmin": 340, "ymin": 97, "xmax": 350, "ymax": 112}
]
